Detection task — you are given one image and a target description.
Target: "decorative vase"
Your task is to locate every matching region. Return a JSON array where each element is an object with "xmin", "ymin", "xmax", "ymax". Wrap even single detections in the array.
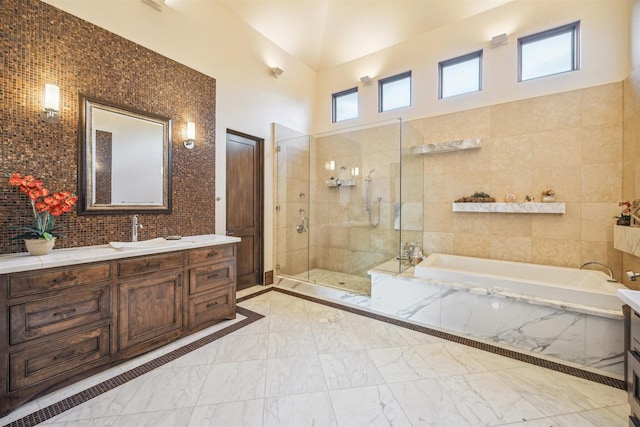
[
  {"xmin": 617, "ymin": 216, "xmax": 632, "ymax": 226},
  {"xmin": 542, "ymin": 195, "xmax": 556, "ymax": 203},
  {"xmin": 24, "ymin": 238, "xmax": 56, "ymax": 256}
]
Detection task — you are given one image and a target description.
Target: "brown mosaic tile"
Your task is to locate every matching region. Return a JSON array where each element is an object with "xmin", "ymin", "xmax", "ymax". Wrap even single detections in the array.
[{"xmin": 1, "ymin": 0, "xmax": 216, "ymax": 254}]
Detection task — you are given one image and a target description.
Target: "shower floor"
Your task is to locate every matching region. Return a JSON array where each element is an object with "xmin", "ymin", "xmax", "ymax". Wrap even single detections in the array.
[{"xmin": 293, "ymin": 268, "xmax": 371, "ymax": 296}]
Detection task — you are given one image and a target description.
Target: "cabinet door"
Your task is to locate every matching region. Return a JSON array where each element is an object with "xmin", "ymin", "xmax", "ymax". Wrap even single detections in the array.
[{"xmin": 118, "ymin": 270, "xmax": 183, "ymax": 351}]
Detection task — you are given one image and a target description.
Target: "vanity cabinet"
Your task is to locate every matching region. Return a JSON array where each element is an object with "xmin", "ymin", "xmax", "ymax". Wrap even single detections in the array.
[
  {"xmin": 0, "ymin": 262, "xmax": 115, "ymax": 416},
  {"xmin": 0, "ymin": 242, "xmax": 237, "ymax": 417}
]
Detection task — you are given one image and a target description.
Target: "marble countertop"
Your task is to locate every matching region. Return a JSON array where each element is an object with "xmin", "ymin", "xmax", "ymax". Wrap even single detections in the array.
[
  {"xmin": 618, "ymin": 288, "xmax": 640, "ymax": 313},
  {"xmin": 0, "ymin": 234, "xmax": 241, "ymax": 275}
]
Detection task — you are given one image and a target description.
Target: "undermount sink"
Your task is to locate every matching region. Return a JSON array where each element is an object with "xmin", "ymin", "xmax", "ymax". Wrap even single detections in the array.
[{"xmin": 108, "ymin": 237, "xmax": 177, "ymax": 250}]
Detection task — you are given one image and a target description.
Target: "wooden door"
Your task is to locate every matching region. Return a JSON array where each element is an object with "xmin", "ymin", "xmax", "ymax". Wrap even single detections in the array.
[{"xmin": 226, "ymin": 131, "xmax": 263, "ymax": 290}]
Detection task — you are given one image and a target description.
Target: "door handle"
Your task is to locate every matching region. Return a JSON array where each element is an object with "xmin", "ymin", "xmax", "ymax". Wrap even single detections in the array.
[{"xmin": 226, "ymin": 231, "xmax": 234, "ymax": 235}]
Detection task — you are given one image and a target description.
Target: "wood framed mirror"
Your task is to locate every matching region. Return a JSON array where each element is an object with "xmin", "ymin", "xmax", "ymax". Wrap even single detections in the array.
[{"xmin": 78, "ymin": 95, "xmax": 172, "ymax": 214}]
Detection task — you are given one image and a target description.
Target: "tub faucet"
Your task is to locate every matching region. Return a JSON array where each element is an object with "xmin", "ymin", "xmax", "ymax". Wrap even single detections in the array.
[
  {"xmin": 627, "ymin": 271, "xmax": 640, "ymax": 281},
  {"xmin": 132, "ymin": 214, "xmax": 144, "ymax": 242},
  {"xmin": 579, "ymin": 261, "xmax": 616, "ymax": 282}
]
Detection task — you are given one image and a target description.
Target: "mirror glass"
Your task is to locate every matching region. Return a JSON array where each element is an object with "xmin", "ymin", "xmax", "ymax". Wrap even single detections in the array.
[{"xmin": 79, "ymin": 96, "xmax": 172, "ymax": 214}]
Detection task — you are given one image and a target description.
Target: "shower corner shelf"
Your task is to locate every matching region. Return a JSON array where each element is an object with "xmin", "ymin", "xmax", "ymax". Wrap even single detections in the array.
[
  {"xmin": 452, "ymin": 202, "xmax": 566, "ymax": 214},
  {"xmin": 326, "ymin": 178, "xmax": 356, "ymax": 187}
]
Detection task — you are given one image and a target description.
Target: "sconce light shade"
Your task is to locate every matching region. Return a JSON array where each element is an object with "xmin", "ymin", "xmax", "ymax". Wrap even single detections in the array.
[
  {"xmin": 490, "ymin": 33, "xmax": 508, "ymax": 48},
  {"xmin": 184, "ymin": 121, "xmax": 195, "ymax": 149},
  {"xmin": 270, "ymin": 67, "xmax": 284, "ymax": 78},
  {"xmin": 40, "ymin": 83, "xmax": 60, "ymax": 123},
  {"xmin": 360, "ymin": 75, "xmax": 372, "ymax": 85}
]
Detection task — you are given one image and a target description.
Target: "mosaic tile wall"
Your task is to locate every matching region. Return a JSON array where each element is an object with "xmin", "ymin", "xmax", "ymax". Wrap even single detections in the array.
[{"xmin": 0, "ymin": 0, "xmax": 216, "ymax": 254}]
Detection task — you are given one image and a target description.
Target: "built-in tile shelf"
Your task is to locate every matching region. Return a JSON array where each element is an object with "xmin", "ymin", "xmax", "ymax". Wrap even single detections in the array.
[
  {"xmin": 452, "ymin": 202, "xmax": 566, "ymax": 214},
  {"xmin": 409, "ymin": 138, "xmax": 482, "ymax": 155},
  {"xmin": 613, "ymin": 225, "xmax": 640, "ymax": 257}
]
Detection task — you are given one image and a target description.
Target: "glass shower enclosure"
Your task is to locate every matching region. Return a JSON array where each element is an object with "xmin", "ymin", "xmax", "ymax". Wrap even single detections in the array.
[{"xmin": 275, "ymin": 118, "xmax": 423, "ymax": 296}]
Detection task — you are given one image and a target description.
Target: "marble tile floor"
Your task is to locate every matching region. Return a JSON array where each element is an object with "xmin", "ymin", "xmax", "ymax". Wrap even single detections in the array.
[{"xmin": 1, "ymin": 287, "xmax": 629, "ymax": 427}]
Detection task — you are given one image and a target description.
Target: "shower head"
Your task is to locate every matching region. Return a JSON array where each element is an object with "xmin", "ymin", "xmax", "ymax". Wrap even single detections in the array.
[{"xmin": 365, "ymin": 169, "xmax": 375, "ymax": 180}]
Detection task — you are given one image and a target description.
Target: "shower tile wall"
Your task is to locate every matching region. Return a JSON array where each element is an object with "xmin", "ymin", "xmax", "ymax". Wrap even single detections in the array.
[
  {"xmin": 412, "ymin": 82, "xmax": 624, "ymax": 281},
  {"xmin": 312, "ymin": 123, "xmax": 413, "ymax": 276}
]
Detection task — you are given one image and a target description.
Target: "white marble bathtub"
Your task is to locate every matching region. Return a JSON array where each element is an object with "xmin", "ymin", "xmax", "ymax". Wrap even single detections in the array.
[
  {"xmin": 369, "ymin": 254, "xmax": 627, "ymax": 378},
  {"xmin": 415, "ymin": 253, "xmax": 623, "ymax": 313}
]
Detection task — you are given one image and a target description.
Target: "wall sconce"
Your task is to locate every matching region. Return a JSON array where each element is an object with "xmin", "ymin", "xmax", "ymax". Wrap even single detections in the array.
[
  {"xmin": 490, "ymin": 33, "xmax": 508, "ymax": 48},
  {"xmin": 325, "ymin": 160, "xmax": 335, "ymax": 171},
  {"xmin": 184, "ymin": 121, "xmax": 195, "ymax": 149},
  {"xmin": 360, "ymin": 75, "xmax": 372, "ymax": 85},
  {"xmin": 270, "ymin": 67, "xmax": 284, "ymax": 78},
  {"xmin": 351, "ymin": 167, "xmax": 360, "ymax": 177},
  {"xmin": 40, "ymin": 83, "xmax": 60, "ymax": 123}
]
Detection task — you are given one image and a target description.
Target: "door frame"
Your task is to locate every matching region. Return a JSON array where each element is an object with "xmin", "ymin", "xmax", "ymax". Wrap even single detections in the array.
[{"xmin": 225, "ymin": 129, "xmax": 265, "ymax": 285}]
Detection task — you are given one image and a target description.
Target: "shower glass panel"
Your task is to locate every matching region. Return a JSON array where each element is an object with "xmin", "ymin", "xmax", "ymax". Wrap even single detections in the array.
[
  {"xmin": 274, "ymin": 125, "xmax": 311, "ymax": 281},
  {"xmin": 275, "ymin": 118, "xmax": 422, "ymax": 296}
]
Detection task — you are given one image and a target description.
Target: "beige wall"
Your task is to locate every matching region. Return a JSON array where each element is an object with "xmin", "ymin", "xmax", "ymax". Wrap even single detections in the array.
[
  {"xmin": 413, "ymin": 83, "xmax": 624, "ymax": 279},
  {"xmin": 316, "ymin": 0, "xmax": 630, "ymax": 134},
  {"xmin": 622, "ymin": 0, "xmax": 640, "ymax": 289}
]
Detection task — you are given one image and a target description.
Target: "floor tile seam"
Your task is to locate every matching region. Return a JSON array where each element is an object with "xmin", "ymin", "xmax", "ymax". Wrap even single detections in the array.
[
  {"xmin": 262, "ymin": 286, "xmax": 626, "ymax": 390},
  {"xmin": 3, "ymin": 308, "xmax": 266, "ymax": 427}
]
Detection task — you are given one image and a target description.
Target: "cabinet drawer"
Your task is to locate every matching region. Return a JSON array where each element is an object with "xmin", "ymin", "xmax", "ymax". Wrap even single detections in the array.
[
  {"xmin": 188, "ymin": 245, "xmax": 234, "ymax": 265},
  {"xmin": 9, "ymin": 325, "xmax": 111, "ymax": 392},
  {"xmin": 189, "ymin": 260, "xmax": 235, "ymax": 295},
  {"xmin": 188, "ymin": 284, "xmax": 235, "ymax": 327},
  {"xmin": 118, "ymin": 252, "xmax": 184, "ymax": 278},
  {"xmin": 7, "ymin": 263, "xmax": 112, "ymax": 298},
  {"xmin": 9, "ymin": 286, "xmax": 111, "ymax": 345}
]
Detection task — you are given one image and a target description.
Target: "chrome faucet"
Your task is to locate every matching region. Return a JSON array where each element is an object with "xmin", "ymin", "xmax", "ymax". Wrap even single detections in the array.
[
  {"xmin": 627, "ymin": 271, "xmax": 640, "ymax": 281},
  {"xmin": 580, "ymin": 261, "xmax": 616, "ymax": 282},
  {"xmin": 132, "ymin": 214, "xmax": 144, "ymax": 242}
]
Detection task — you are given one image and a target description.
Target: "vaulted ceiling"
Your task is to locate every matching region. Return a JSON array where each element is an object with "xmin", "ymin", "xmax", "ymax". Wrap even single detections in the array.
[{"xmin": 217, "ymin": 0, "xmax": 514, "ymax": 70}]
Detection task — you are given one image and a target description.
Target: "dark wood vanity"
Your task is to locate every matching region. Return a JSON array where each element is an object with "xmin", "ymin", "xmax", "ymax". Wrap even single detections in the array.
[{"xmin": 0, "ymin": 242, "xmax": 237, "ymax": 417}]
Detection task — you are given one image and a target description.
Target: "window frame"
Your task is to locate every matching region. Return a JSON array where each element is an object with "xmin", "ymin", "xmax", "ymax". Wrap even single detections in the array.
[
  {"xmin": 518, "ymin": 21, "xmax": 580, "ymax": 82},
  {"xmin": 438, "ymin": 50, "xmax": 483, "ymax": 99},
  {"xmin": 331, "ymin": 87, "xmax": 359, "ymax": 123},
  {"xmin": 378, "ymin": 71, "xmax": 412, "ymax": 113}
]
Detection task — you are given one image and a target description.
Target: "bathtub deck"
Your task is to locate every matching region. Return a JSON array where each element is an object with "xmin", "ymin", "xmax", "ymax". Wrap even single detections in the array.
[{"xmin": 367, "ymin": 266, "xmax": 624, "ymax": 378}]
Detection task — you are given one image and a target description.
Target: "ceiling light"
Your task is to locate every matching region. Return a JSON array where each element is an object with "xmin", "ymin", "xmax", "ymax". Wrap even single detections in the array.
[
  {"xmin": 360, "ymin": 75, "xmax": 372, "ymax": 85},
  {"xmin": 490, "ymin": 33, "xmax": 508, "ymax": 48},
  {"xmin": 141, "ymin": 0, "xmax": 165, "ymax": 11},
  {"xmin": 270, "ymin": 67, "xmax": 284, "ymax": 78}
]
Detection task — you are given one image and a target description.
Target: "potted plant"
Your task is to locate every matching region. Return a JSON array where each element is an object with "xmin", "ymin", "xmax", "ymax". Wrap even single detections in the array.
[
  {"xmin": 8, "ymin": 173, "xmax": 78, "ymax": 255},
  {"xmin": 616, "ymin": 201, "xmax": 632, "ymax": 226},
  {"xmin": 540, "ymin": 189, "xmax": 556, "ymax": 202}
]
